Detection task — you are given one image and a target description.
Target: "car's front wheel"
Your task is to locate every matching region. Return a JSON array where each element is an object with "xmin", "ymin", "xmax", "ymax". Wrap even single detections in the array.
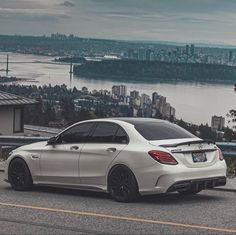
[
  {"xmin": 8, "ymin": 158, "xmax": 33, "ymax": 191},
  {"xmin": 108, "ymin": 165, "xmax": 139, "ymax": 202}
]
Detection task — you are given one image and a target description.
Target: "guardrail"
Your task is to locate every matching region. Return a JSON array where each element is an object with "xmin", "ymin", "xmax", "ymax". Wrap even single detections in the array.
[
  {"xmin": 0, "ymin": 136, "xmax": 49, "ymax": 161},
  {"xmin": 0, "ymin": 136, "xmax": 49, "ymax": 147},
  {"xmin": 216, "ymin": 142, "xmax": 236, "ymax": 157},
  {"xmin": 24, "ymin": 125, "xmax": 61, "ymax": 136}
]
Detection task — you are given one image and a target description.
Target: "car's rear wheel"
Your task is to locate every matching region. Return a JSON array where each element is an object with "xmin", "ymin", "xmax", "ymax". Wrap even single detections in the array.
[
  {"xmin": 8, "ymin": 158, "xmax": 33, "ymax": 191},
  {"xmin": 178, "ymin": 189, "xmax": 202, "ymax": 195},
  {"xmin": 108, "ymin": 165, "xmax": 139, "ymax": 202}
]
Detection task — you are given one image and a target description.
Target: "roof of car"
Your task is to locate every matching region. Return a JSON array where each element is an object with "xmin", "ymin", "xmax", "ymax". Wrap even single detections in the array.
[
  {"xmin": 94, "ymin": 117, "xmax": 167, "ymax": 125},
  {"xmin": 114, "ymin": 117, "xmax": 166, "ymax": 125}
]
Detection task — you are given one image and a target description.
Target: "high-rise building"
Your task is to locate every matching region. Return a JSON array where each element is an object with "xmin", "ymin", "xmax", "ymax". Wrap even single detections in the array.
[
  {"xmin": 185, "ymin": 44, "xmax": 190, "ymax": 56},
  {"xmin": 150, "ymin": 52, "xmax": 155, "ymax": 61},
  {"xmin": 229, "ymin": 50, "xmax": 233, "ymax": 62},
  {"xmin": 152, "ymin": 92, "xmax": 159, "ymax": 104},
  {"xmin": 190, "ymin": 44, "xmax": 195, "ymax": 56},
  {"xmin": 156, "ymin": 96, "xmax": 166, "ymax": 114},
  {"xmin": 163, "ymin": 103, "xmax": 171, "ymax": 118},
  {"xmin": 133, "ymin": 50, "xmax": 139, "ymax": 60},
  {"xmin": 146, "ymin": 49, "xmax": 153, "ymax": 61},
  {"xmin": 127, "ymin": 49, "xmax": 134, "ymax": 59},
  {"xmin": 130, "ymin": 90, "xmax": 139, "ymax": 99},
  {"xmin": 211, "ymin": 116, "xmax": 225, "ymax": 131},
  {"xmin": 170, "ymin": 107, "xmax": 176, "ymax": 118},
  {"xmin": 176, "ymin": 47, "xmax": 181, "ymax": 56},
  {"xmin": 138, "ymin": 49, "xmax": 146, "ymax": 61},
  {"xmin": 140, "ymin": 94, "xmax": 151, "ymax": 109},
  {"xmin": 112, "ymin": 85, "xmax": 127, "ymax": 97}
]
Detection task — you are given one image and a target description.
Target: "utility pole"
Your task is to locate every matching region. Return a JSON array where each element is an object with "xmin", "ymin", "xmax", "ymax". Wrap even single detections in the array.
[
  {"xmin": 69, "ymin": 62, "xmax": 73, "ymax": 89},
  {"xmin": 69, "ymin": 62, "xmax": 73, "ymax": 75},
  {"xmin": 6, "ymin": 54, "xmax": 9, "ymax": 76}
]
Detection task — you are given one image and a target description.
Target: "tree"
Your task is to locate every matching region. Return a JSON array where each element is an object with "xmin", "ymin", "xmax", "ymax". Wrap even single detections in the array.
[
  {"xmin": 60, "ymin": 97, "xmax": 76, "ymax": 124},
  {"xmin": 226, "ymin": 86, "xmax": 236, "ymax": 134},
  {"xmin": 223, "ymin": 127, "xmax": 236, "ymax": 141},
  {"xmin": 227, "ymin": 109, "xmax": 236, "ymax": 130}
]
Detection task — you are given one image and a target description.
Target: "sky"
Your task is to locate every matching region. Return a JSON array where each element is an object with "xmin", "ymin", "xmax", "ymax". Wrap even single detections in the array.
[{"xmin": 0, "ymin": 0, "xmax": 236, "ymax": 45}]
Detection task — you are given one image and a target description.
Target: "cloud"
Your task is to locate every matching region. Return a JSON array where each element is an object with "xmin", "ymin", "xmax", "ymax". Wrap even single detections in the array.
[
  {"xmin": 0, "ymin": 0, "xmax": 72, "ymax": 21},
  {"xmin": 1, "ymin": 0, "xmax": 236, "ymax": 45},
  {"xmin": 0, "ymin": 7, "xmax": 70, "ymax": 21},
  {"xmin": 0, "ymin": 0, "xmax": 59, "ymax": 9},
  {"xmin": 58, "ymin": 1, "xmax": 75, "ymax": 7}
]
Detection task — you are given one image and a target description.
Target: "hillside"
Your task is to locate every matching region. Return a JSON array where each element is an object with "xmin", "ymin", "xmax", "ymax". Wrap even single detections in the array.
[{"xmin": 73, "ymin": 60, "xmax": 236, "ymax": 83}]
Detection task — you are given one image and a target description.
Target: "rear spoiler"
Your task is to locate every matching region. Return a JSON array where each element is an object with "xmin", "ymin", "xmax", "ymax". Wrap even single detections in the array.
[{"xmin": 160, "ymin": 139, "xmax": 215, "ymax": 148}]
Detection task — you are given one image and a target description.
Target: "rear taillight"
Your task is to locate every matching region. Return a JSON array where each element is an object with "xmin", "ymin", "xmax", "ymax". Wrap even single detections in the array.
[
  {"xmin": 218, "ymin": 149, "xmax": 224, "ymax": 161},
  {"xmin": 148, "ymin": 150, "xmax": 178, "ymax": 165}
]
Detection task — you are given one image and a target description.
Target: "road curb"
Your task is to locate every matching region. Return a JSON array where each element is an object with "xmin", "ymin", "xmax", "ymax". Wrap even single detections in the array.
[{"xmin": 211, "ymin": 188, "xmax": 236, "ymax": 193}]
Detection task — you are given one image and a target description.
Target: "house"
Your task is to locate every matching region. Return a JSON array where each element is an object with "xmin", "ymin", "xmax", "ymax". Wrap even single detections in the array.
[{"xmin": 0, "ymin": 91, "xmax": 37, "ymax": 135}]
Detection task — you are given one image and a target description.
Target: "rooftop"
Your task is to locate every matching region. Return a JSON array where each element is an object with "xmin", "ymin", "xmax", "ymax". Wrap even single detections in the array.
[{"xmin": 0, "ymin": 91, "xmax": 37, "ymax": 107}]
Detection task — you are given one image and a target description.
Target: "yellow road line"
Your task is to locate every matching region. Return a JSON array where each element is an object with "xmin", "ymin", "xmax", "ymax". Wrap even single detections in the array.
[{"xmin": 0, "ymin": 202, "xmax": 235, "ymax": 234}]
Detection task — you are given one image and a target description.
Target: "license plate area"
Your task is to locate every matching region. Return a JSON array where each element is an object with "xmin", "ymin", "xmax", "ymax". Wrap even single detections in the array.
[{"xmin": 192, "ymin": 152, "xmax": 207, "ymax": 163}]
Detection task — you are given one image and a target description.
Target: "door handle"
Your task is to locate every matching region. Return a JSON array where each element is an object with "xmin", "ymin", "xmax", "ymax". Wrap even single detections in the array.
[
  {"xmin": 106, "ymin": 147, "xmax": 117, "ymax": 153},
  {"xmin": 70, "ymin": 146, "xmax": 79, "ymax": 150}
]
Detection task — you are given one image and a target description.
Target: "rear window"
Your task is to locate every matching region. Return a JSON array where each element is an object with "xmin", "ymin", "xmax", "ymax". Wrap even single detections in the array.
[{"xmin": 135, "ymin": 122, "xmax": 196, "ymax": 140}]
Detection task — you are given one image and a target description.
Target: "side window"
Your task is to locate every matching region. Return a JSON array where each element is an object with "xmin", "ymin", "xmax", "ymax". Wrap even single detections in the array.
[
  {"xmin": 60, "ymin": 123, "xmax": 94, "ymax": 143},
  {"xmin": 114, "ymin": 128, "xmax": 128, "ymax": 144},
  {"xmin": 89, "ymin": 123, "xmax": 119, "ymax": 143}
]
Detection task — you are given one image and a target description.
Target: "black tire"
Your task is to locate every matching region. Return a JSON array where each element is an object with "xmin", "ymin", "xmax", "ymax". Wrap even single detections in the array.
[
  {"xmin": 178, "ymin": 189, "xmax": 202, "ymax": 195},
  {"xmin": 8, "ymin": 158, "xmax": 33, "ymax": 191},
  {"xmin": 108, "ymin": 165, "xmax": 139, "ymax": 202}
]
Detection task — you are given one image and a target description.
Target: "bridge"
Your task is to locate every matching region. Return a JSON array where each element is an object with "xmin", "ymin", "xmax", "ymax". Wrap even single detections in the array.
[{"xmin": 0, "ymin": 54, "xmax": 73, "ymax": 76}]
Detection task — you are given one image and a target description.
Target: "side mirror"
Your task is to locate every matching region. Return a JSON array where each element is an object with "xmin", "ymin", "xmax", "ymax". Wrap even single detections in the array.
[{"xmin": 47, "ymin": 136, "xmax": 58, "ymax": 145}]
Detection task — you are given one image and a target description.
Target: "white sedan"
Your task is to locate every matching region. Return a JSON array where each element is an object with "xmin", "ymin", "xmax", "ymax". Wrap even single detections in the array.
[{"xmin": 4, "ymin": 118, "xmax": 227, "ymax": 202}]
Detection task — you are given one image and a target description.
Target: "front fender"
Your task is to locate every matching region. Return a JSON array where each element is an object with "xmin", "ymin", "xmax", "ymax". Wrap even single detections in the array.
[{"xmin": 4, "ymin": 150, "xmax": 41, "ymax": 182}]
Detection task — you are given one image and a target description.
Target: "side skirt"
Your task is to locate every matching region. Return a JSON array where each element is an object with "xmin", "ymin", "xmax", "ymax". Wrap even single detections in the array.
[{"xmin": 34, "ymin": 181, "xmax": 108, "ymax": 193}]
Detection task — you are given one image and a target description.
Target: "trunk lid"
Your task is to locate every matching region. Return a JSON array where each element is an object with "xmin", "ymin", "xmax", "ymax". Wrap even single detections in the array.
[{"xmin": 149, "ymin": 138, "xmax": 218, "ymax": 168}]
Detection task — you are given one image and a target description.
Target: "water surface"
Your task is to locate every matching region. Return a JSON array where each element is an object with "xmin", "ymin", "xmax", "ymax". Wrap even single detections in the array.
[{"xmin": 0, "ymin": 52, "xmax": 235, "ymax": 126}]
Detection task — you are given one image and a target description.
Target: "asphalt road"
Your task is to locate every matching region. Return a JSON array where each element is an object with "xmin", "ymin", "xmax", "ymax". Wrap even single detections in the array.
[{"xmin": 0, "ymin": 172, "xmax": 236, "ymax": 235}]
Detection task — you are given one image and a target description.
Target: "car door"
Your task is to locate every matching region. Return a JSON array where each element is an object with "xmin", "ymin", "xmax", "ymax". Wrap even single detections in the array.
[
  {"xmin": 79, "ymin": 122, "xmax": 129, "ymax": 187},
  {"xmin": 39, "ymin": 122, "xmax": 95, "ymax": 185}
]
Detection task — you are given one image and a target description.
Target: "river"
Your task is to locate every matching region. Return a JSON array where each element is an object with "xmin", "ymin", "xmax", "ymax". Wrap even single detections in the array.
[{"xmin": 0, "ymin": 52, "xmax": 235, "ymax": 126}]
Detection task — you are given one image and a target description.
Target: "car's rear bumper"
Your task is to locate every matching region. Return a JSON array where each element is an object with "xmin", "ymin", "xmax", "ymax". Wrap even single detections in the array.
[
  {"xmin": 136, "ymin": 160, "xmax": 227, "ymax": 195},
  {"xmin": 167, "ymin": 176, "xmax": 226, "ymax": 193}
]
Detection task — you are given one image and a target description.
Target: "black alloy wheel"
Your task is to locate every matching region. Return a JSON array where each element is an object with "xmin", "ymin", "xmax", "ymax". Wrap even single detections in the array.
[
  {"xmin": 8, "ymin": 158, "xmax": 33, "ymax": 191},
  {"xmin": 108, "ymin": 165, "xmax": 139, "ymax": 202}
]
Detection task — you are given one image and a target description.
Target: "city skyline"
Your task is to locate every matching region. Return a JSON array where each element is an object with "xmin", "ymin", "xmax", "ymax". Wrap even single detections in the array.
[{"xmin": 0, "ymin": 0, "xmax": 236, "ymax": 46}]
